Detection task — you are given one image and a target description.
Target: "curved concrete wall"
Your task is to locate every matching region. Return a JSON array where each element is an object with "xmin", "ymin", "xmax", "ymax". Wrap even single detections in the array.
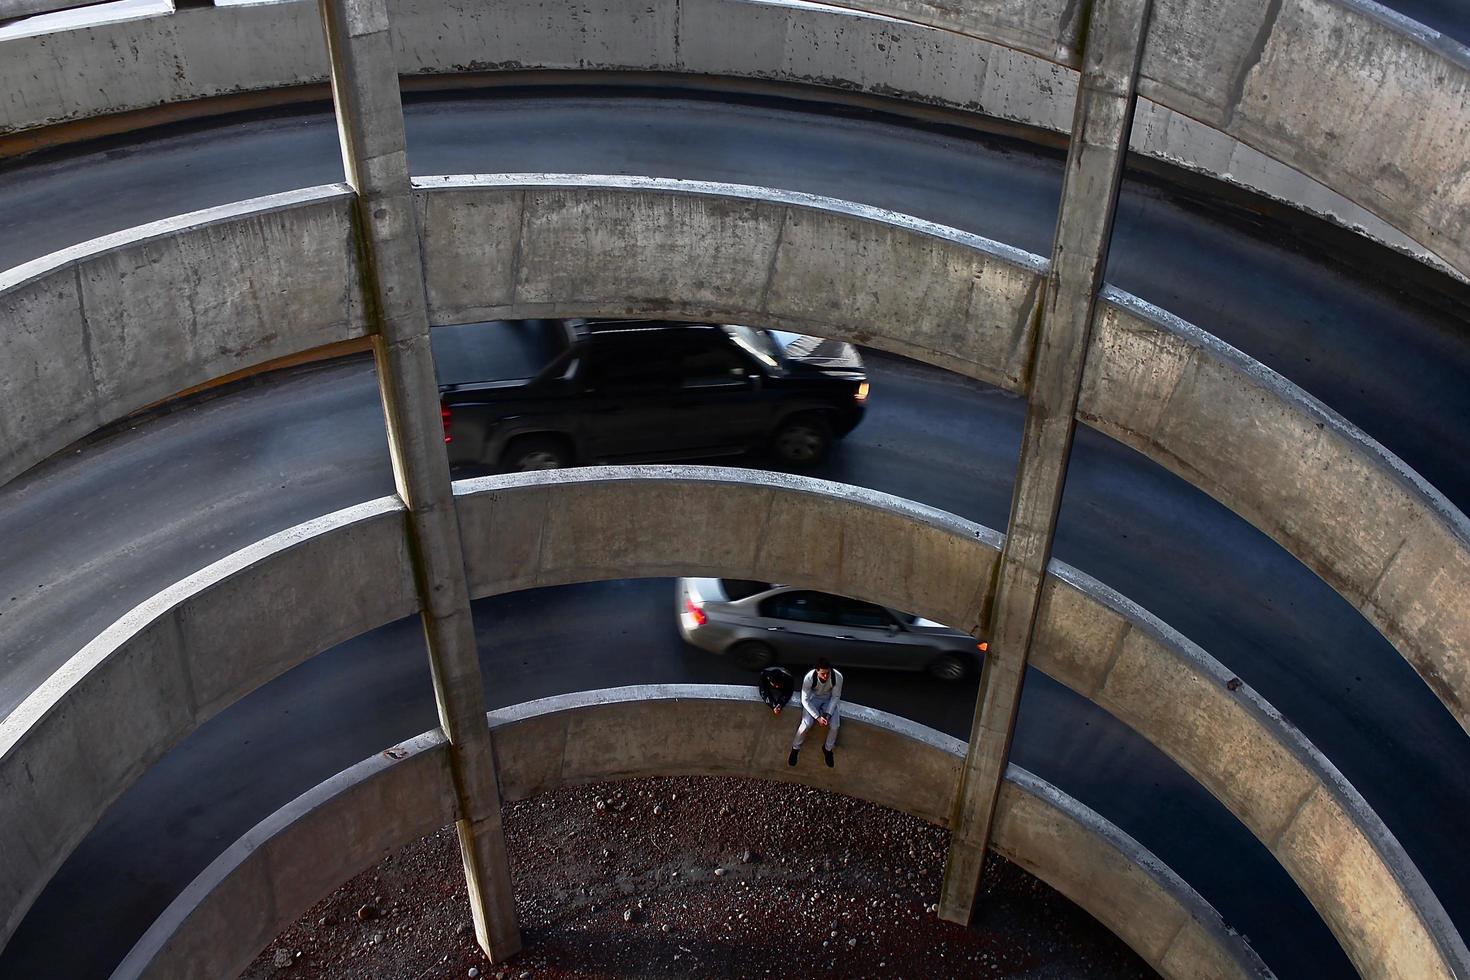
[
  {"xmin": 0, "ymin": 184, "xmax": 365, "ymax": 486},
  {"xmin": 454, "ymin": 467, "xmax": 1470, "ymax": 979},
  {"xmin": 423, "ymin": 174, "xmax": 1470, "ymax": 743},
  {"xmin": 415, "ymin": 174, "xmax": 1043, "ymax": 394},
  {"xmin": 111, "ymin": 688, "xmax": 1272, "ymax": 980},
  {"xmin": 0, "ymin": 496, "xmax": 415, "ymax": 950},
  {"xmin": 0, "ymin": 0, "xmax": 1448, "ymax": 269},
  {"xmin": 1079, "ymin": 289, "xmax": 1470, "ymax": 738},
  {"xmin": 1032, "ymin": 564, "xmax": 1470, "ymax": 979},
  {"xmin": 3, "ymin": 174, "xmax": 1465, "ymax": 750},
  {"xmin": 3, "ymin": 467, "xmax": 1454, "ymax": 972}
]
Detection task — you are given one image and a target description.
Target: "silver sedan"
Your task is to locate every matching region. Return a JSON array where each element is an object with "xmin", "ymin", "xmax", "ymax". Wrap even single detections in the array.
[{"xmin": 677, "ymin": 578, "xmax": 985, "ymax": 681}]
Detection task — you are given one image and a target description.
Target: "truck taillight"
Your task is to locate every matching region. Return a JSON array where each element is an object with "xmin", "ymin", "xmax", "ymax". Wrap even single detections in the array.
[
  {"xmin": 684, "ymin": 597, "xmax": 707, "ymax": 628},
  {"xmin": 440, "ymin": 405, "xmax": 452, "ymax": 443}
]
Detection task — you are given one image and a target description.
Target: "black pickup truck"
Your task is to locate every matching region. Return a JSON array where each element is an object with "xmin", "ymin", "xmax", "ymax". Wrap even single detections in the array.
[{"xmin": 434, "ymin": 319, "xmax": 868, "ymax": 471}]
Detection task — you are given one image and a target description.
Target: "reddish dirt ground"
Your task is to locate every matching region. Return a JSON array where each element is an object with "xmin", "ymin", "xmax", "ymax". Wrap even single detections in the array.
[{"xmin": 245, "ymin": 775, "xmax": 1154, "ymax": 979}]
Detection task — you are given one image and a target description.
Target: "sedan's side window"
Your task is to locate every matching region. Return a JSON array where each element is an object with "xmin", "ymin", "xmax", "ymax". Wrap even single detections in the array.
[
  {"xmin": 835, "ymin": 599, "xmax": 898, "ymax": 630},
  {"xmin": 760, "ymin": 591, "xmax": 840, "ymax": 625}
]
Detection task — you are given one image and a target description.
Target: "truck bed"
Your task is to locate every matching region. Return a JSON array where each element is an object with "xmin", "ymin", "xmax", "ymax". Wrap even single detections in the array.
[{"xmin": 431, "ymin": 320, "xmax": 569, "ymax": 388}]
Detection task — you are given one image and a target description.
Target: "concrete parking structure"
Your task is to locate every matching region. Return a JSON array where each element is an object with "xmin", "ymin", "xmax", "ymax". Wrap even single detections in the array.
[
  {"xmin": 112, "ymin": 687, "xmax": 1272, "ymax": 980},
  {"xmin": 2, "ymin": 0, "xmax": 1468, "ymax": 972}
]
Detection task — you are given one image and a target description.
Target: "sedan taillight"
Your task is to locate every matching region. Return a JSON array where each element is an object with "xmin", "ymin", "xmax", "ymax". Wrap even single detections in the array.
[
  {"xmin": 441, "ymin": 405, "xmax": 452, "ymax": 443},
  {"xmin": 684, "ymin": 597, "xmax": 708, "ymax": 628}
]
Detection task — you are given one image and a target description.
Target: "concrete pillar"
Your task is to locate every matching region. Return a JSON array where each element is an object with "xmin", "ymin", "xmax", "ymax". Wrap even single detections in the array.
[
  {"xmin": 939, "ymin": 0, "xmax": 1154, "ymax": 924},
  {"xmin": 316, "ymin": 0, "xmax": 521, "ymax": 960}
]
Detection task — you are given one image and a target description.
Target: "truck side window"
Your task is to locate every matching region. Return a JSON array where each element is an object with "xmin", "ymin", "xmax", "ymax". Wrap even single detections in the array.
[
  {"xmin": 678, "ymin": 343, "xmax": 751, "ymax": 388},
  {"xmin": 583, "ymin": 341, "xmax": 674, "ymax": 392}
]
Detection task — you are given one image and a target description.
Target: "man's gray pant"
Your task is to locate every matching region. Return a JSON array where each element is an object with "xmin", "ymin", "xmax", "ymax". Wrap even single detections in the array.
[{"xmin": 792, "ymin": 699, "xmax": 841, "ymax": 751}]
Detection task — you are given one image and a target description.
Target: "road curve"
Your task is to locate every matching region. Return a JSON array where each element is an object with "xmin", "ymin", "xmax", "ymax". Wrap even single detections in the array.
[
  {"xmin": 0, "ymin": 354, "xmax": 1346, "ymax": 979},
  {"xmin": 1, "ymin": 92, "xmax": 1468, "ymax": 977},
  {"xmin": 1, "ymin": 93, "xmax": 1468, "ymax": 511}
]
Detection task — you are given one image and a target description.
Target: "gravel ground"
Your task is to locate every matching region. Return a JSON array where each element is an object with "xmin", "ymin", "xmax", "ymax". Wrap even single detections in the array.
[{"xmin": 245, "ymin": 776, "xmax": 1154, "ymax": 979}]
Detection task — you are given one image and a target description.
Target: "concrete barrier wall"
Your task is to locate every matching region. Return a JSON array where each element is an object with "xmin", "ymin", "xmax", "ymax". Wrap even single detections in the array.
[
  {"xmin": 111, "ymin": 688, "xmax": 1272, "ymax": 980},
  {"xmin": 453, "ymin": 468, "xmax": 1470, "ymax": 979},
  {"xmin": 422, "ymin": 174, "xmax": 1470, "ymax": 742},
  {"xmin": 3, "ymin": 174, "xmax": 1464, "ymax": 755},
  {"xmin": 0, "ymin": 497, "xmax": 415, "ymax": 950},
  {"xmin": 1032, "ymin": 564, "xmax": 1470, "ymax": 979},
  {"xmin": 1079, "ymin": 289, "xmax": 1470, "ymax": 739},
  {"xmin": 0, "ymin": 184, "xmax": 365, "ymax": 487},
  {"xmin": 1, "ymin": 471, "xmax": 1461, "ymax": 973},
  {"xmin": 1135, "ymin": 0, "xmax": 1470, "ymax": 280},
  {"xmin": 416, "ymin": 175, "xmax": 1043, "ymax": 394},
  {"xmin": 0, "ymin": 0, "xmax": 1446, "ymax": 267},
  {"xmin": 452, "ymin": 469, "xmax": 1000, "ymax": 630},
  {"xmin": 2, "ymin": 173, "xmax": 1465, "ymax": 754}
]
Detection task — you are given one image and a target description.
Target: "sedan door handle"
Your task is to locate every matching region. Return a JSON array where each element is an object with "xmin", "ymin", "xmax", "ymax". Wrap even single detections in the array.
[
  {"xmin": 766, "ymin": 626, "xmax": 784, "ymax": 631},
  {"xmin": 836, "ymin": 635, "xmax": 856, "ymax": 640}
]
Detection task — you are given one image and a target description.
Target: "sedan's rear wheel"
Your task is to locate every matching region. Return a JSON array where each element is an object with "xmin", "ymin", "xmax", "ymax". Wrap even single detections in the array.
[
  {"xmin": 924, "ymin": 653, "xmax": 969, "ymax": 681},
  {"xmin": 730, "ymin": 640, "xmax": 776, "ymax": 670}
]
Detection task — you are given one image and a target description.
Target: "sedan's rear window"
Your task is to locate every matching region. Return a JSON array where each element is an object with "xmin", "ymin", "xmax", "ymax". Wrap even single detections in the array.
[{"xmin": 720, "ymin": 579, "xmax": 771, "ymax": 601}]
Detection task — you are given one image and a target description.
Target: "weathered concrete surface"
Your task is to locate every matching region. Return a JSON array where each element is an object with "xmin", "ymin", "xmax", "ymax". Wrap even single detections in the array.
[
  {"xmin": 0, "ymin": 185, "xmax": 365, "ymax": 487},
  {"xmin": 1137, "ymin": 0, "xmax": 1470, "ymax": 278},
  {"xmin": 992, "ymin": 769, "xmax": 1262, "ymax": 979},
  {"xmin": 3, "ymin": 175, "xmax": 1464, "ymax": 762},
  {"xmin": 453, "ymin": 470, "xmax": 1469, "ymax": 978},
  {"xmin": 943, "ymin": 0, "xmax": 1152, "ymax": 925},
  {"xmin": 1079, "ymin": 289, "xmax": 1470, "ymax": 739},
  {"xmin": 111, "ymin": 689, "xmax": 1272, "ymax": 980},
  {"xmin": 110, "ymin": 729, "xmax": 456, "ymax": 980},
  {"xmin": 0, "ymin": 1, "xmax": 327, "ymax": 123},
  {"xmin": 0, "ymin": 498, "xmax": 414, "ymax": 952},
  {"xmin": 416, "ymin": 174, "xmax": 1044, "ymax": 394},
  {"xmin": 2, "ymin": 471, "xmax": 1461, "ymax": 972},
  {"xmin": 1032, "ymin": 563, "xmax": 1470, "ymax": 980},
  {"xmin": 452, "ymin": 468, "xmax": 999, "ymax": 629},
  {"xmin": 317, "ymin": 0, "xmax": 520, "ymax": 959},
  {"xmin": 0, "ymin": 0, "xmax": 115, "ymax": 22},
  {"xmin": 0, "ymin": 0, "xmax": 1445, "ymax": 267}
]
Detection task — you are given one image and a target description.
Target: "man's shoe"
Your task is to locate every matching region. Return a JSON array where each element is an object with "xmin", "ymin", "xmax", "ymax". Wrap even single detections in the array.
[
  {"xmin": 824, "ymin": 749, "xmax": 835, "ymax": 768},
  {"xmin": 788, "ymin": 749, "xmax": 799, "ymax": 767}
]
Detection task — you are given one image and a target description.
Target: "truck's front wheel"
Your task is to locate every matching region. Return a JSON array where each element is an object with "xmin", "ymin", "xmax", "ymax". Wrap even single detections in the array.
[
  {"xmin": 501, "ymin": 435, "xmax": 571, "ymax": 472},
  {"xmin": 770, "ymin": 414, "xmax": 833, "ymax": 467}
]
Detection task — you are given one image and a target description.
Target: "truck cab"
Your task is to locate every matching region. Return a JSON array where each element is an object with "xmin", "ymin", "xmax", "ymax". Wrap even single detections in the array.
[{"xmin": 435, "ymin": 319, "xmax": 868, "ymax": 471}]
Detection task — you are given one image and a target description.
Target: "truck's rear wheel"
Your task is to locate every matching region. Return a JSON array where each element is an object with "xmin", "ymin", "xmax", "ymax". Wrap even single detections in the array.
[{"xmin": 501, "ymin": 435, "xmax": 570, "ymax": 472}]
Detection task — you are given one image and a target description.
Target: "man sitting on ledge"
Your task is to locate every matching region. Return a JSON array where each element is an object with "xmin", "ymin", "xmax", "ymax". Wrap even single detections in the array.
[{"xmin": 789, "ymin": 659, "xmax": 843, "ymax": 769}]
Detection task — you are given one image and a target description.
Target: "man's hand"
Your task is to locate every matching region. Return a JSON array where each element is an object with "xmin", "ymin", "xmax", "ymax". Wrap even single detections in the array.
[
  {"xmin": 773, "ymin": 705, "xmax": 782, "ymax": 715},
  {"xmin": 818, "ymin": 714, "xmax": 829, "ymax": 727}
]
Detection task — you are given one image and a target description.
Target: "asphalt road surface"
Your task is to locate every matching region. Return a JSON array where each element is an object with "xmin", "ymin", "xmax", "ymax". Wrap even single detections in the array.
[
  {"xmin": 0, "ymin": 349, "xmax": 1451, "ymax": 979},
  {"xmin": 2, "ymin": 93, "xmax": 1468, "ymax": 514},
  {"xmin": 2, "ymin": 93, "xmax": 1469, "ymax": 978},
  {"xmin": 1, "ymin": 353, "xmax": 1339, "ymax": 978}
]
